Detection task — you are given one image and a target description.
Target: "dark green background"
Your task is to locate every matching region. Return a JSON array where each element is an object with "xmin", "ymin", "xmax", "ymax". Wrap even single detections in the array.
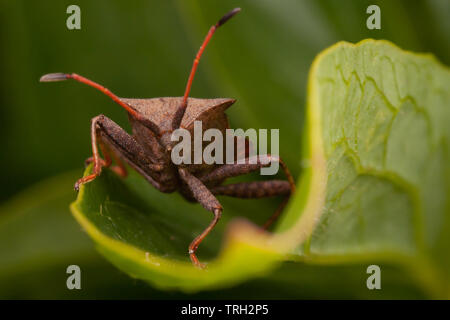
[{"xmin": 0, "ymin": 0, "xmax": 448, "ymax": 298}]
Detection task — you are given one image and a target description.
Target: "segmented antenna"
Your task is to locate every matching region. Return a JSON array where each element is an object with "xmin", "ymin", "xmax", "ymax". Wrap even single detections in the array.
[
  {"xmin": 40, "ymin": 73, "xmax": 161, "ymax": 135},
  {"xmin": 171, "ymin": 7, "xmax": 241, "ymax": 129}
]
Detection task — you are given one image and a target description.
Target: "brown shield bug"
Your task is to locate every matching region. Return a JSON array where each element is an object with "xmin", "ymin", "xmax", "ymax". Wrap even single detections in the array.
[{"xmin": 40, "ymin": 8, "xmax": 295, "ymax": 268}]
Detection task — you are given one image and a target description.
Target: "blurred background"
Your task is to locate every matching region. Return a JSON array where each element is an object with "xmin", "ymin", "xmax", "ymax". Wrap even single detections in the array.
[{"xmin": 0, "ymin": 0, "xmax": 448, "ymax": 299}]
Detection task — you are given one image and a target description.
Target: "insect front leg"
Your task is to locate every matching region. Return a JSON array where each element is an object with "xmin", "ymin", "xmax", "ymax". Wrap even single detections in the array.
[
  {"xmin": 74, "ymin": 115, "xmax": 110, "ymax": 190},
  {"xmin": 75, "ymin": 114, "xmax": 163, "ymax": 191},
  {"xmin": 178, "ymin": 167, "xmax": 222, "ymax": 268},
  {"xmin": 84, "ymin": 140, "xmax": 128, "ymax": 178}
]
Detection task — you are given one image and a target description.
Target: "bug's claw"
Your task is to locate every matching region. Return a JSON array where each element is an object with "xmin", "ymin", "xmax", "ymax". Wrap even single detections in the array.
[
  {"xmin": 192, "ymin": 259, "xmax": 207, "ymax": 269},
  {"xmin": 196, "ymin": 262, "xmax": 207, "ymax": 269},
  {"xmin": 189, "ymin": 250, "xmax": 207, "ymax": 269},
  {"xmin": 74, "ymin": 172, "xmax": 101, "ymax": 192}
]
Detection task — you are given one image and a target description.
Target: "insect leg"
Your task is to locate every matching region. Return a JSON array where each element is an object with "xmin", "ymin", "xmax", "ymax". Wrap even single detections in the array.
[
  {"xmin": 85, "ymin": 142, "xmax": 128, "ymax": 178},
  {"xmin": 178, "ymin": 167, "xmax": 222, "ymax": 268},
  {"xmin": 74, "ymin": 114, "xmax": 164, "ymax": 191},
  {"xmin": 74, "ymin": 115, "xmax": 108, "ymax": 191},
  {"xmin": 85, "ymin": 141, "xmax": 111, "ymax": 168},
  {"xmin": 198, "ymin": 155, "xmax": 296, "ymax": 229},
  {"xmin": 209, "ymin": 180, "xmax": 291, "ymax": 229},
  {"xmin": 199, "ymin": 154, "xmax": 296, "ymax": 192},
  {"xmin": 107, "ymin": 146, "xmax": 128, "ymax": 178}
]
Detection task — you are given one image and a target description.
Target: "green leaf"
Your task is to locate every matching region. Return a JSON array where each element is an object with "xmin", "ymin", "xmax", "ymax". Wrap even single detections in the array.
[
  {"xmin": 0, "ymin": 170, "xmax": 428, "ymax": 299},
  {"xmin": 71, "ymin": 168, "xmax": 284, "ymax": 292},
  {"xmin": 280, "ymin": 39, "xmax": 450, "ymax": 297},
  {"xmin": 0, "ymin": 171, "xmax": 115, "ymax": 299},
  {"xmin": 0, "ymin": 171, "xmax": 261, "ymax": 298},
  {"xmin": 71, "ymin": 40, "xmax": 450, "ymax": 296}
]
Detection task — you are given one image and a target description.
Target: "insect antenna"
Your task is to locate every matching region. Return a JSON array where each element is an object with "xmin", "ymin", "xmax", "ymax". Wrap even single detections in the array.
[
  {"xmin": 40, "ymin": 73, "xmax": 161, "ymax": 135},
  {"xmin": 171, "ymin": 7, "xmax": 241, "ymax": 130}
]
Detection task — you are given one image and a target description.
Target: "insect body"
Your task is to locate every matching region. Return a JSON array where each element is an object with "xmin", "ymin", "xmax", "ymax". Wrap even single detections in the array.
[{"xmin": 40, "ymin": 8, "xmax": 295, "ymax": 268}]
